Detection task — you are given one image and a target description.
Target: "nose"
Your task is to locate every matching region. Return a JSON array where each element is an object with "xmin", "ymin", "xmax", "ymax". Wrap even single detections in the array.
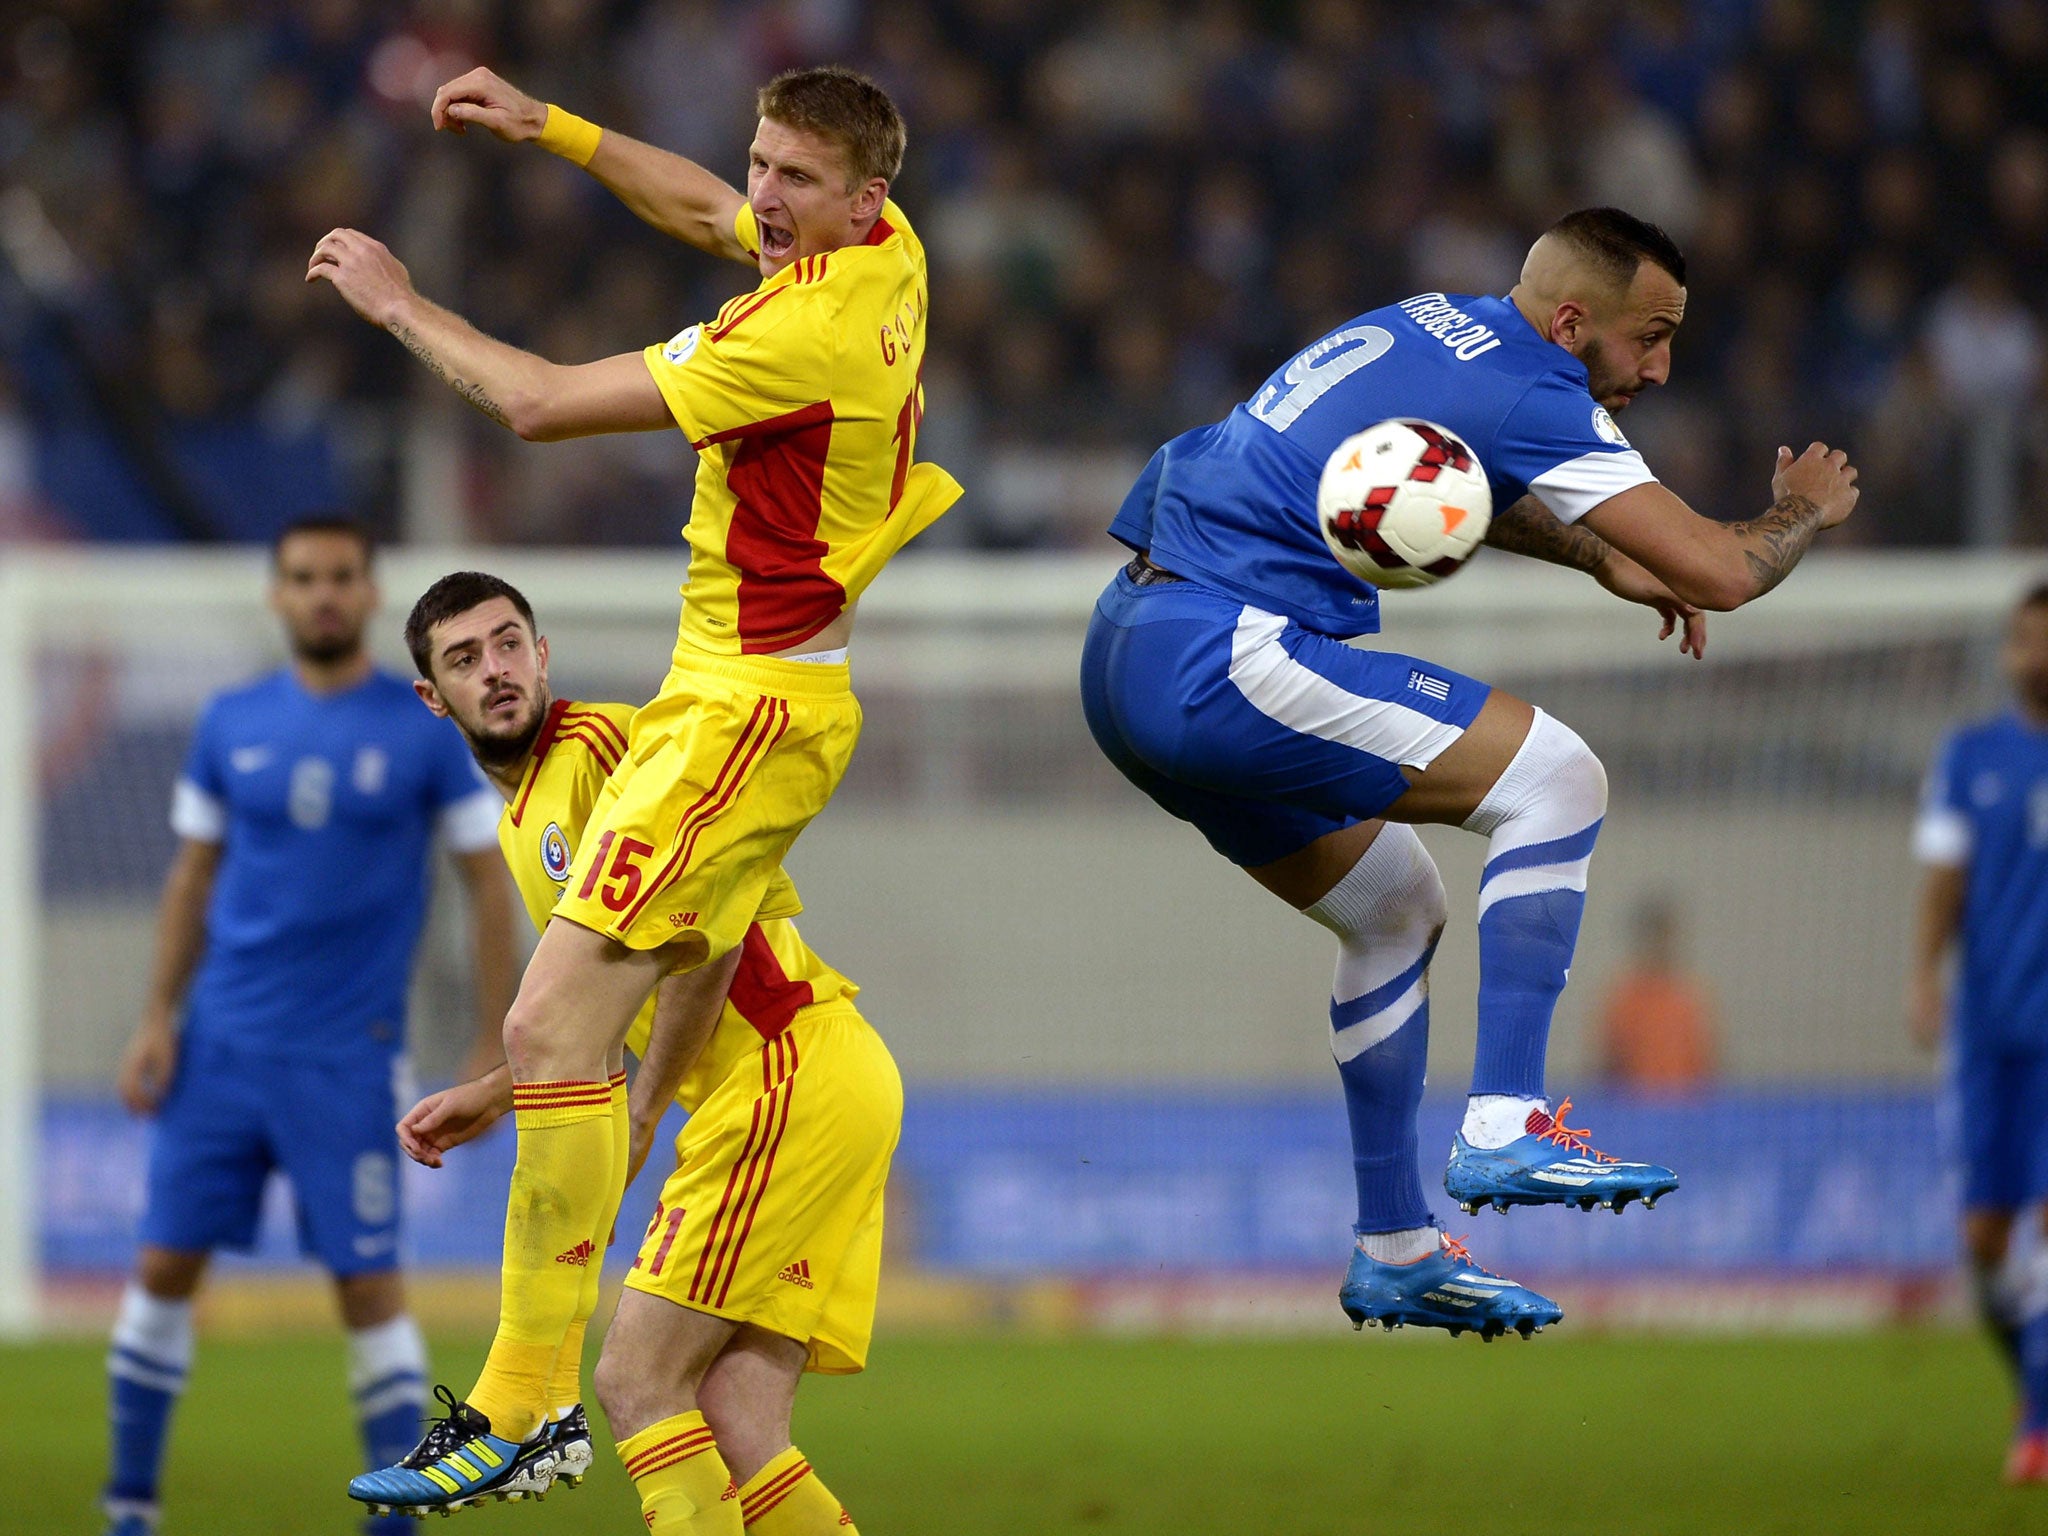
[{"xmin": 1641, "ymin": 341, "xmax": 1671, "ymax": 388}]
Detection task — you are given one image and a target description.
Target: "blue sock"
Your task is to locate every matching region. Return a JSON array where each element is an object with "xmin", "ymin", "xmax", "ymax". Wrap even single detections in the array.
[
  {"xmin": 1471, "ymin": 876, "xmax": 1593, "ymax": 1096},
  {"xmin": 2022, "ymin": 1308, "xmax": 2048, "ymax": 1432},
  {"xmin": 104, "ymin": 1285, "xmax": 192, "ymax": 1514},
  {"xmin": 1334, "ymin": 959, "xmax": 1435, "ymax": 1234}
]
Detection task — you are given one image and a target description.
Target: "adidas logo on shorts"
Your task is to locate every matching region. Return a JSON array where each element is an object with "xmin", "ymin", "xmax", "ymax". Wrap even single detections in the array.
[
  {"xmin": 777, "ymin": 1258, "xmax": 815, "ymax": 1289},
  {"xmin": 556, "ymin": 1239, "xmax": 595, "ymax": 1267}
]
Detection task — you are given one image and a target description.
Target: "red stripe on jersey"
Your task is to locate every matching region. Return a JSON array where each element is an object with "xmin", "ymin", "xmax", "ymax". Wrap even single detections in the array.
[
  {"xmin": 728, "ymin": 922, "xmax": 815, "ymax": 1042},
  {"xmin": 560, "ymin": 708, "xmax": 628, "ymax": 756},
  {"xmin": 698, "ymin": 401, "xmax": 845, "ymax": 654},
  {"xmin": 553, "ymin": 726, "xmax": 622, "ymax": 773},
  {"xmin": 508, "ymin": 699, "xmax": 574, "ymax": 827},
  {"xmin": 708, "ymin": 286, "xmax": 788, "ymax": 342}
]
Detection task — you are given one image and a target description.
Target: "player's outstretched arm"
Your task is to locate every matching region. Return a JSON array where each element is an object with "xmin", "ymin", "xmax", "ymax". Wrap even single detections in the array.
[
  {"xmin": 452, "ymin": 848, "xmax": 519, "ymax": 1082},
  {"xmin": 307, "ymin": 228, "xmax": 672, "ymax": 439},
  {"xmin": 623, "ymin": 947, "xmax": 743, "ymax": 1185},
  {"xmin": 1579, "ymin": 442, "xmax": 1860, "ymax": 612},
  {"xmin": 1485, "ymin": 496, "xmax": 1707, "ymax": 658},
  {"xmin": 1908, "ymin": 863, "xmax": 1965, "ymax": 1051},
  {"xmin": 430, "ymin": 68, "xmax": 752, "ymax": 265},
  {"xmin": 118, "ymin": 836, "xmax": 222, "ymax": 1115}
]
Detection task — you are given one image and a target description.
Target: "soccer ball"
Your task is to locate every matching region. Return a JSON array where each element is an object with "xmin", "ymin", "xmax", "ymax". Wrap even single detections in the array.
[{"xmin": 1316, "ymin": 419, "xmax": 1492, "ymax": 590}]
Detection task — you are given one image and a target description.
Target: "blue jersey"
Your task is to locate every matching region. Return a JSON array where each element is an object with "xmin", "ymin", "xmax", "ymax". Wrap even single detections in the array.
[
  {"xmin": 1109, "ymin": 292, "xmax": 1658, "ymax": 638},
  {"xmin": 170, "ymin": 669, "xmax": 502, "ymax": 1061},
  {"xmin": 1915, "ymin": 712, "xmax": 2048, "ymax": 1050}
]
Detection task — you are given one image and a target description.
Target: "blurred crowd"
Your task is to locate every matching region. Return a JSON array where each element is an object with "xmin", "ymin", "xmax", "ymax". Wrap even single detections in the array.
[{"xmin": 3, "ymin": 0, "xmax": 2048, "ymax": 547}]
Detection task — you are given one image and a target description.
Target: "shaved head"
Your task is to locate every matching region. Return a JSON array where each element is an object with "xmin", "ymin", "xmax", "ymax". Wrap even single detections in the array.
[{"xmin": 1509, "ymin": 207, "xmax": 1688, "ymax": 412}]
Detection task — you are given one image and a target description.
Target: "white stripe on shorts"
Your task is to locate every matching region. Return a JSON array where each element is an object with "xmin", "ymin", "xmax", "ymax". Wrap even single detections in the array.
[{"xmin": 1227, "ymin": 608, "xmax": 1465, "ymax": 771}]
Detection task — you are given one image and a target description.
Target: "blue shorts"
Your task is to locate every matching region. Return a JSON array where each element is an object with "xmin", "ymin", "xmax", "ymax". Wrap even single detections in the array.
[
  {"xmin": 1950, "ymin": 1044, "xmax": 2048, "ymax": 1212},
  {"xmin": 139, "ymin": 1034, "xmax": 409, "ymax": 1274},
  {"xmin": 1079, "ymin": 567, "xmax": 1490, "ymax": 868}
]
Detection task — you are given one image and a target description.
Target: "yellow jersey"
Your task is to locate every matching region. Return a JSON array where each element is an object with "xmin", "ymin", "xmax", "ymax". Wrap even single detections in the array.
[
  {"xmin": 499, "ymin": 697, "xmax": 861, "ymax": 1110},
  {"xmin": 643, "ymin": 199, "xmax": 961, "ymax": 659}
]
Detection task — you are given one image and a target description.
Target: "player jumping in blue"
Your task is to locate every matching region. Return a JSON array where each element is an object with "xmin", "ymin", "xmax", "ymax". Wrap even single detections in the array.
[
  {"xmin": 103, "ymin": 519, "xmax": 520, "ymax": 1536},
  {"xmin": 1081, "ymin": 208, "xmax": 1862, "ymax": 1338},
  {"xmin": 1912, "ymin": 581, "xmax": 2048, "ymax": 1483}
]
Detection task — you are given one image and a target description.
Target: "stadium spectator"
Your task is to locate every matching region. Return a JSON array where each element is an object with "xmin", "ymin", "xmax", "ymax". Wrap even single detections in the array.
[
  {"xmin": 4, "ymin": 1, "xmax": 2048, "ymax": 549},
  {"xmin": 1595, "ymin": 894, "xmax": 1719, "ymax": 1093}
]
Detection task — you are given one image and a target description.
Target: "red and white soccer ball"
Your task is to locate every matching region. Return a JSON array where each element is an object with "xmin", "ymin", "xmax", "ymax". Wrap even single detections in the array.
[{"xmin": 1316, "ymin": 418, "xmax": 1493, "ymax": 590}]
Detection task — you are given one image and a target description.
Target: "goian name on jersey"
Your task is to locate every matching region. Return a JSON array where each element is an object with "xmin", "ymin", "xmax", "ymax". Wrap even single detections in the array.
[
  {"xmin": 1111, "ymin": 292, "xmax": 1659, "ymax": 639},
  {"xmin": 498, "ymin": 698, "xmax": 860, "ymax": 1107},
  {"xmin": 643, "ymin": 201, "xmax": 963, "ymax": 660}
]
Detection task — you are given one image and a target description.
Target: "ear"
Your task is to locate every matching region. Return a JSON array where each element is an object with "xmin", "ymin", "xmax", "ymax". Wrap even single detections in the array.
[
  {"xmin": 414, "ymin": 677, "xmax": 450, "ymax": 718},
  {"xmin": 851, "ymin": 177, "xmax": 888, "ymax": 222},
  {"xmin": 534, "ymin": 633, "xmax": 550, "ymax": 683},
  {"xmin": 1548, "ymin": 300, "xmax": 1589, "ymax": 347}
]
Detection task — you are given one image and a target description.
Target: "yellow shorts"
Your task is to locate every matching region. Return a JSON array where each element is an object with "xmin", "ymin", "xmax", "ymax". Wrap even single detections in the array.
[
  {"xmin": 626, "ymin": 1009, "xmax": 901, "ymax": 1373},
  {"xmin": 553, "ymin": 650, "xmax": 860, "ymax": 963}
]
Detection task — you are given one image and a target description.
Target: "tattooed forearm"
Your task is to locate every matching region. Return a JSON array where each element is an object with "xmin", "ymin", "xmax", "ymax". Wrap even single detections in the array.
[
  {"xmin": 1484, "ymin": 495, "xmax": 1613, "ymax": 573},
  {"xmin": 388, "ymin": 323, "xmax": 511, "ymax": 427},
  {"xmin": 1725, "ymin": 493, "xmax": 1823, "ymax": 597}
]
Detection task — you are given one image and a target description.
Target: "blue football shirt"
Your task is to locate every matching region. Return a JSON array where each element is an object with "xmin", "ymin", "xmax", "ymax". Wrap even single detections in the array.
[
  {"xmin": 1109, "ymin": 292, "xmax": 1657, "ymax": 637},
  {"xmin": 169, "ymin": 669, "xmax": 502, "ymax": 1061},
  {"xmin": 1915, "ymin": 712, "xmax": 2048, "ymax": 1049}
]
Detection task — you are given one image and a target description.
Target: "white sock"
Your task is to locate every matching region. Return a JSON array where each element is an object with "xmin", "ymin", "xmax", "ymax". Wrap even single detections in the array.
[
  {"xmin": 111, "ymin": 1283, "xmax": 195, "ymax": 1376},
  {"xmin": 347, "ymin": 1313, "xmax": 427, "ymax": 1420},
  {"xmin": 1356, "ymin": 1226, "xmax": 1439, "ymax": 1264},
  {"xmin": 1462, "ymin": 1093, "xmax": 1546, "ymax": 1149}
]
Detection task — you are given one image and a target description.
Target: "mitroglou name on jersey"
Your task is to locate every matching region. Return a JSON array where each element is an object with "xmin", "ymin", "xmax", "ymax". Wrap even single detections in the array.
[{"xmin": 1396, "ymin": 293, "xmax": 1502, "ymax": 361}]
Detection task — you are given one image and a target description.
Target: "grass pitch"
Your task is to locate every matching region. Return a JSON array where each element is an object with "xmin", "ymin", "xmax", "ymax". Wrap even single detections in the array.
[{"xmin": 15, "ymin": 1327, "xmax": 2042, "ymax": 1535}]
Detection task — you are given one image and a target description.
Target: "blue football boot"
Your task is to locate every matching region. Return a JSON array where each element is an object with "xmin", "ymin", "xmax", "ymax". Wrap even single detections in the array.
[
  {"xmin": 348, "ymin": 1385, "xmax": 559, "ymax": 1517},
  {"xmin": 1340, "ymin": 1230, "xmax": 1562, "ymax": 1340},
  {"xmin": 1445, "ymin": 1097, "xmax": 1679, "ymax": 1214}
]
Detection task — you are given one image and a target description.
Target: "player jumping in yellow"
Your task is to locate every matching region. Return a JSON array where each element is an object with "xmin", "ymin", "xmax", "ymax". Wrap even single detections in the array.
[
  {"xmin": 377, "ymin": 571, "xmax": 897, "ymax": 1533},
  {"xmin": 309, "ymin": 64, "xmax": 955, "ymax": 1530}
]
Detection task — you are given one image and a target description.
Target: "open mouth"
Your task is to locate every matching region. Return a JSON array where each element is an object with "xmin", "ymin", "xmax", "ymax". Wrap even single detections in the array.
[
  {"xmin": 486, "ymin": 688, "xmax": 523, "ymax": 713},
  {"xmin": 757, "ymin": 218, "xmax": 795, "ymax": 261}
]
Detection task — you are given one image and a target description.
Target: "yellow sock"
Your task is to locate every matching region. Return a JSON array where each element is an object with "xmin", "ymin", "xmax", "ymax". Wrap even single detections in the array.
[
  {"xmin": 737, "ymin": 1447, "xmax": 857, "ymax": 1533},
  {"xmin": 542, "ymin": 1070, "xmax": 630, "ymax": 1416},
  {"xmin": 618, "ymin": 1411, "xmax": 743, "ymax": 1533},
  {"xmin": 467, "ymin": 1079, "xmax": 615, "ymax": 1440}
]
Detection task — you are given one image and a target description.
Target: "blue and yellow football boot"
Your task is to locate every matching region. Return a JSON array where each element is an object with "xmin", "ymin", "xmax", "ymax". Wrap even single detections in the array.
[
  {"xmin": 1444, "ymin": 1097, "xmax": 1679, "ymax": 1214},
  {"xmin": 348, "ymin": 1386, "xmax": 559, "ymax": 1517},
  {"xmin": 1340, "ymin": 1230, "xmax": 1562, "ymax": 1340}
]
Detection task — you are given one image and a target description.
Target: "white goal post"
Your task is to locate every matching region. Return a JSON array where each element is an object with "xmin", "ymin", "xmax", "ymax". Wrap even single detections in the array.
[{"xmin": 0, "ymin": 544, "xmax": 2035, "ymax": 1335}]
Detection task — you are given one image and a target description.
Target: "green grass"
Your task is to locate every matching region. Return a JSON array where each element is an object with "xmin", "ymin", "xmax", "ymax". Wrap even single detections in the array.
[{"xmin": 18, "ymin": 1328, "xmax": 2048, "ymax": 1535}]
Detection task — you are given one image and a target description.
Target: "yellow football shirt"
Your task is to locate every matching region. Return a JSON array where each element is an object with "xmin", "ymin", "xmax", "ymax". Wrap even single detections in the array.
[
  {"xmin": 499, "ymin": 698, "xmax": 859, "ymax": 1111},
  {"xmin": 643, "ymin": 199, "xmax": 962, "ymax": 658}
]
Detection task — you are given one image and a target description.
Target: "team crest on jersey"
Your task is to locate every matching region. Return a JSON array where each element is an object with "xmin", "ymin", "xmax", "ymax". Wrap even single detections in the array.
[
  {"xmin": 662, "ymin": 324, "xmax": 701, "ymax": 364},
  {"xmin": 541, "ymin": 821, "xmax": 572, "ymax": 883},
  {"xmin": 1590, "ymin": 405, "xmax": 1629, "ymax": 447}
]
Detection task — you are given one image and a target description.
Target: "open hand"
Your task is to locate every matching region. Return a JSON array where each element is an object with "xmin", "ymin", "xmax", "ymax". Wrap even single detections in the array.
[
  {"xmin": 431, "ymin": 67, "xmax": 547, "ymax": 142},
  {"xmin": 397, "ymin": 1071, "xmax": 511, "ymax": 1168},
  {"xmin": 305, "ymin": 229, "xmax": 414, "ymax": 328},
  {"xmin": 1593, "ymin": 549, "xmax": 1708, "ymax": 659},
  {"xmin": 1773, "ymin": 442, "xmax": 1860, "ymax": 530}
]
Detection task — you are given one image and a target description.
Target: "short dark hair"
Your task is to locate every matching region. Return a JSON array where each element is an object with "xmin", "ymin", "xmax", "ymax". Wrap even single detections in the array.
[
  {"xmin": 272, "ymin": 514, "xmax": 374, "ymax": 567},
  {"xmin": 2019, "ymin": 581, "xmax": 2048, "ymax": 617},
  {"xmin": 757, "ymin": 66, "xmax": 905, "ymax": 186},
  {"xmin": 1547, "ymin": 207, "xmax": 1687, "ymax": 290},
  {"xmin": 405, "ymin": 571, "xmax": 537, "ymax": 679}
]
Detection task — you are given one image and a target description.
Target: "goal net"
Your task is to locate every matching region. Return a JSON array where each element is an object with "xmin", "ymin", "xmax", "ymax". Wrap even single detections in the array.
[{"xmin": 0, "ymin": 545, "xmax": 2026, "ymax": 1335}]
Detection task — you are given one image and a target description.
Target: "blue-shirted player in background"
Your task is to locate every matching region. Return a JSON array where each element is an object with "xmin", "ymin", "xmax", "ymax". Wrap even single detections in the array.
[
  {"xmin": 102, "ymin": 518, "xmax": 519, "ymax": 1536},
  {"xmin": 1082, "ymin": 207, "xmax": 1861, "ymax": 1338},
  {"xmin": 1912, "ymin": 581, "xmax": 2048, "ymax": 1484}
]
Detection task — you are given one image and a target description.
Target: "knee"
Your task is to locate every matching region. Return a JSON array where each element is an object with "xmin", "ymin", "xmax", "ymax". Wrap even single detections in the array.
[
  {"xmin": 1541, "ymin": 713, "xmax": 1608, "ymax": 820},
  {"xmin": 591, "ymin": 1342, "xmax": 646, "ymax": 1429},
  {"xmin": 135, "ymin": 1245, "xmax": 205, "ymax": 1300},
  {"xmin": 1310, "ymin": 824, "xmax": 1445, "ymax": 942},
  {"xmin": 500, "ymin": 992, "xmax": 552, "ymax": 1077},
  {"xmin": 1966, "ymin": 1211, "xmax": 2015, "ymax": 1270}
]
